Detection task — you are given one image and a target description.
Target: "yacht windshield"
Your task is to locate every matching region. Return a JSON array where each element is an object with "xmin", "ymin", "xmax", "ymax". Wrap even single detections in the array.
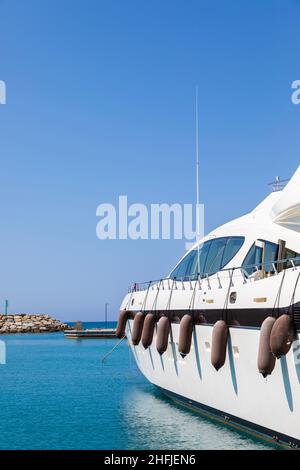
[{"xmin": 170, "ymin": 236, "xmax": 245, "ymax": 280}]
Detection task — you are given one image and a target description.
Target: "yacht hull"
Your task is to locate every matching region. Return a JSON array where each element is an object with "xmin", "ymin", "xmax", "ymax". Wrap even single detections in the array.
[{"xmin": 127, "ymin": 320, "xmax": 300, "ymax": 448}]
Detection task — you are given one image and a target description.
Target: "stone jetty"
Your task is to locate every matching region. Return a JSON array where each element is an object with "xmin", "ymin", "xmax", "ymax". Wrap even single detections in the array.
[{"xmin": 0, "ymin": 314, "xmax": 69, "ymax": 334}]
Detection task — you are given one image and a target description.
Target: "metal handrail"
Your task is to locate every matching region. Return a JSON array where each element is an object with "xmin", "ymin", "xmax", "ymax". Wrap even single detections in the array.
[
  {"xmin": 268, "ymin": 176, "xmax": 290, "ymax": 192},
  {"xmin": 128, "ymin": 256, "xmax": 300, "ymax": 293}
]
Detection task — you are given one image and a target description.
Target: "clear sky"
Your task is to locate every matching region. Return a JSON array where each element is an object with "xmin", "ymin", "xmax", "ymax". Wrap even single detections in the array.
[{"xmin": 0, "ymin": 0, "xmax": 299, "ymax": 321}]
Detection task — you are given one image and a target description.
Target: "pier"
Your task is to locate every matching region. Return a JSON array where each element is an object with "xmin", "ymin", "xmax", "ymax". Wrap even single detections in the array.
[{"xmin": 64, "ymin": 328, "xmax": 118, "ymax": 339}]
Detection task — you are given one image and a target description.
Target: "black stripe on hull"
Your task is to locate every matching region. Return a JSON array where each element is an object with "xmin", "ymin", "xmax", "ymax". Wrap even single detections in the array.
[
  {"xmin": 156, "ymin": 386, "xmax": 299, "ymax": 450},
  {"xmin": 130, "ymin": 304, "xmax": 300, "ymax": 330}
]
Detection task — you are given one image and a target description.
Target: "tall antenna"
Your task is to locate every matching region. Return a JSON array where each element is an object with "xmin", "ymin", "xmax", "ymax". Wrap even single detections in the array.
[{"xmin": 195, "ymin": 86, "xmax": 200, "ymax": 272}]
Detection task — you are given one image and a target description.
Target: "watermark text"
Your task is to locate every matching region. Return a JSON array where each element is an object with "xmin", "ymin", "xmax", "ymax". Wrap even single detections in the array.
[
  {"xmin": 291, "ymin": 80, "xmax": 300, "ymax": 105},
  {"xmin": 96, "ymin": 196, "xmax": 204, "ymax": 249},
  {"xmin": 0, "ymin": 341, "xmax": 6, "ymax": 365},
  {"xmin": 0, "ymin": 80, "xmax": 6, "ymax": 105}
]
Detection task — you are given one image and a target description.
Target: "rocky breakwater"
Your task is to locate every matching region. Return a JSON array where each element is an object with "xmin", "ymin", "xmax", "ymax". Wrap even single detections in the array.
[{"xmin": 0, "ymin": 314, "xmax": 69, "ymax": 334}]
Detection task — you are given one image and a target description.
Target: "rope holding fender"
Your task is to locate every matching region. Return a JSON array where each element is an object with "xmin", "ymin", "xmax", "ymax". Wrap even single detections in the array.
[
  {"xmin": 141, "ymin": 281, "xmax": 151, "ymax": 313},
  {"xmin": 165, "ymin": 279, "xmax": 176, "ymax": 314},
  {"xmin": 271, "ymin": 269, "xmax": 287, "ymax": 319},
  {"xmin": 222, "ymin": 269, "xmax": 234, "ymax": 324},
  {"xmin": 288, "ymin": 271, "xmax": 300, "ymax": 320}
]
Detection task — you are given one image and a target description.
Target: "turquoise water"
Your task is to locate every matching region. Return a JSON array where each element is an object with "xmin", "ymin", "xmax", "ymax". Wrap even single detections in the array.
[{"xmin": 0, "ymin": 322, "xmax": 275, "ymax": 450}]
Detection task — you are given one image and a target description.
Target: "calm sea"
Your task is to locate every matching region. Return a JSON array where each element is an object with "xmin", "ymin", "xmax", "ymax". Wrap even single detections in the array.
[{"xmin": 0, "ymin": 322, "xmax": 275, "ymax": 450}]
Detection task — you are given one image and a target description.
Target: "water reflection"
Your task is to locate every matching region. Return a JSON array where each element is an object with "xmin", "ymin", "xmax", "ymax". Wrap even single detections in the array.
[
  {"xmin": 280, "ymin": 356, "xmax": 293, "ymax": 412},
  {"xmin": 227, "ymin": 335, "xmax": 238, "ymax": 395},
  {"xmin": 0, "ymin": 330, "xmax": 278, "ymax": 449},
  {"xmin": 122, "ymin": 384, "xmax": 275, "ymax": 450}
]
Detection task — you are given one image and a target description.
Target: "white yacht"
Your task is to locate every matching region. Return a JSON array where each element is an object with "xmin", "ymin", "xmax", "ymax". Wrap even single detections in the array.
[{"xmin": 117, "ymin": 166, "xmax": 300, "ymax": 448}]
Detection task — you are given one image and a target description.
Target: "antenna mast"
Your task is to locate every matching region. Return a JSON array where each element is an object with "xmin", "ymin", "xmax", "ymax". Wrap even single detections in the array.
[{"xmin": 195, "ymin": 86, "xmax": 200, "ymax": 271}]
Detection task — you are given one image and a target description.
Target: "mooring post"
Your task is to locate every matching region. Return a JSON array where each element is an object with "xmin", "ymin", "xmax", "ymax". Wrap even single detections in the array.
[{"xmin": 105, "ymin": 302, "xmax": 109, "ymax": 329}]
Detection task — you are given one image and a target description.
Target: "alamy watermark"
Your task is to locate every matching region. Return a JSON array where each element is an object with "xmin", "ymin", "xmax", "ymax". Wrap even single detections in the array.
[
  {"xmin": 291, "ymin": 80, "xmax": 300, "ymax": 105},
  {"xmin": 96, "ymin": 196, "xmax": 204, "ymax": 250},
  {"xmin": 0, "ymin": 80, "xmax": 6, "ymax": 105},
  {"xmin": 0, "ymin": 341, "xmax": 6, "ymax": 365}
]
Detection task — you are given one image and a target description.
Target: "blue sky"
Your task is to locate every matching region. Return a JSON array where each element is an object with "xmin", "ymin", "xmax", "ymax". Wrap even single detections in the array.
[{"xmin": 0, "ymin": 0, "xmax": 299, "ymax": 321}]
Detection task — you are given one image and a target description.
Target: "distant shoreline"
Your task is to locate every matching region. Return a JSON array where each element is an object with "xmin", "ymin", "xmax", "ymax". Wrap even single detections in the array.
[{"xmin": 0, "ymin": 314, "xmax": 69, "ymax": 334}]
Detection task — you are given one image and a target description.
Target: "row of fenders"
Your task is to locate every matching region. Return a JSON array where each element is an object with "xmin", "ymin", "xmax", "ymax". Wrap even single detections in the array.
[{"xmin": 116, "ymin": 310, "xmax": 295, "ymax": 375}]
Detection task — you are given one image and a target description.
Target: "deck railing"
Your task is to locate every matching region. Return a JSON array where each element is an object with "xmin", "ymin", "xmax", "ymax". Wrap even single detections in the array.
[{"xmin": 128, "ymin": 256, "xmax": 300, "ymax": 293}]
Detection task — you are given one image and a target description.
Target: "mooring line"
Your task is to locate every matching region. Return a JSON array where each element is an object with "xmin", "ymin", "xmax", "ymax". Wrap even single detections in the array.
[
  {"xmin": 272, "ymin": 269, "xmax": 287, "ymax": 318},
  {"xmin": 100, "ymin": 335, "xmax": 126, "ymax": 363}
]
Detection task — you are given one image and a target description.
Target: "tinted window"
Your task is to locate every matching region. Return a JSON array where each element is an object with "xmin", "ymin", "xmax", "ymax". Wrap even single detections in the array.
[
  {"xmin": 264, "ymin": 242, "xmax": 279, "ymax": 273},
  {"xmin": 222, "ymin": 237, "xmax": 245, "ymax": 267},
  {"xmin": 285, "ymin": 248, "xmax": 300, "ymax": 268},
  {"xmin": 170, "ymin": 236, "xmax": 244, "ymax": 279},
  {"xmin": 189, "ymin": 240, "xmax": 212, "ymax": 277},
  {"xmin": 204, "ymin": 238, "xmax": 227, "ymax": 274},
  {"xmin": 198, "ymin": 240, "xmax": 212, "ymax": 273},
  {"xmin": 170, "ymin": 250, "xmax": 196, "ymax": 279},
  {"xmin": 242, "ymin": 240, "xmax": 278, "ymax": 275},
  {"xmin": 242, "ymin": 243, "xmax": 263, "ymax": 275}
]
